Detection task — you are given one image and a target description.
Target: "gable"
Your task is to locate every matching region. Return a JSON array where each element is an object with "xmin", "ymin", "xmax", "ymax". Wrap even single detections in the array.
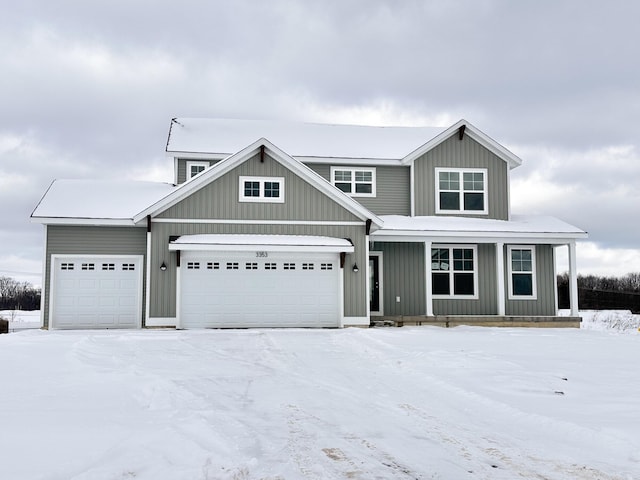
[
  {"xmin": 413, "ymin": 133, "xmax": 509, "ymax": 220},
  {"xmin": 157, "ymin": 151, "xmax": 362, "ymax": 222}
]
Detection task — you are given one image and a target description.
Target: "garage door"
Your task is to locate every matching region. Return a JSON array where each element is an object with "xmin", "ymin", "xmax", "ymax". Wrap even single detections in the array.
[
  {"xmin": 50, "ymin": 256, "xmax": 143, "ymax": 329},
  {"xmin": 179, "ymin": 251, "xmax": 341, "ymax": 328}
]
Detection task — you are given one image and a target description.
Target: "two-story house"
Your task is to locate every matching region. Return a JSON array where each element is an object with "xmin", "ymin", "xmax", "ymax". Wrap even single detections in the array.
[{"xmin": 31, "ymin": 118, "xmax": 587, "ymax": 329}]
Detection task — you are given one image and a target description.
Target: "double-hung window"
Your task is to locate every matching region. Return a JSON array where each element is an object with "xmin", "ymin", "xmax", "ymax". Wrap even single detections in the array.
[
  {"xmin": 331, "ymin": 167, "xmax": 376, "ymax": 197},
  {"xmin": 186, "ymin": 161, "xmax": 209, "ymax": 179},
  {"xmin": 239, "ymin": 176, "xmax": 285, "ymax": 203},
  {"xmin": 435, "ymin": 168, "xmax": 487, "ymax": 214},
  {"xmin": 431, "ymin": 245, "xmax": 478, "ymax": 298},
  {"xmin": 508, "ymin": 246, "xmax": 537, "ymax": 299}
]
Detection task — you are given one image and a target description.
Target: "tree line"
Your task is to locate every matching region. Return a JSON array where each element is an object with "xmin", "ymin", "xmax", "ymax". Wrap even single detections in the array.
[
  {"xmin": 0, "ymin": 276, "xmax": 41, "ymax": 311},
  {"xmin": 557, "ymin": 272, "xmax": 640, "ymax": 293}
]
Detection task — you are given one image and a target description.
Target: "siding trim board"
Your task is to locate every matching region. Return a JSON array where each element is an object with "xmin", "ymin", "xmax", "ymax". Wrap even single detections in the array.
[{"xmin": 153, "ymin": 218, "xmax": 365, "ymax": 226}]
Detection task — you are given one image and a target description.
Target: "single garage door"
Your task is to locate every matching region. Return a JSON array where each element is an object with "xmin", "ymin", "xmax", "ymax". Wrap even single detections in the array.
[
  {"xmin": 179, "ymin": 251, "xmax": 341, "ymax": 328},
  {"xmin": 50, "ymin": 256, "xmax": 143, "ymax": 329}
]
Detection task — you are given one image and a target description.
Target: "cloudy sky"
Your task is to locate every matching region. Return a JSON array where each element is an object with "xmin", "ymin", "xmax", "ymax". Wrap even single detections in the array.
[{"xmin": 1, "ymin": 0, "xmax": 639, "ymax": 286}]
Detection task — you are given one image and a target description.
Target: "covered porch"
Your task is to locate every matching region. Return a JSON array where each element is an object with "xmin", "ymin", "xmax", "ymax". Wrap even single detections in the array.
[{"xmin": 369, "ymin": 215, "xmax": 588, "ymax": 325}]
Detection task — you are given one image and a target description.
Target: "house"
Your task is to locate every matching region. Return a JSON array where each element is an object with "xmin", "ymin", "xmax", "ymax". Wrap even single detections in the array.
[{"xmin": 31, "ymin": 118, "xmax": 587, "ymax": 329}]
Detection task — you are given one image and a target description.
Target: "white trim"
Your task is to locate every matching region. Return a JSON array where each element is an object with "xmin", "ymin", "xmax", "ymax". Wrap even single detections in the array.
[
  {"xmin": 410, "ymin": 162, "xmax": 415, "ymax": 216},
  {"xmin": 401, "ymin": 119, "xmax": 523, "ymax": 169},
  {"xmin": 371, "ymin": 233, "xmax": 586, "ymax": 243},
  {"xmin": 424, "ymin": 241, "xmax": 433, "ymax": 316},
  {"xmin": 176, "ymin": 260, "xmax": 182, "ymax": 329},
  {"xmin": 174, "ymin": 158, "xmax": 179, "ymax": 185},
  {"xmin": 496, "ymin": 242, "xmax": 505, "ymax": 315},
  {"xmin": 568, "ymin": 241, "xmax": 579, "ymax": 316},
  {"xmin": 167, "ymin": 151, "xmax": 228, "ymax": 160},
  {"xmin": 369, "ymin": 251, "xmax": 384, "ymax": 316},
  {"xmin": 153, "ymin": 218, "xmax": 365, "ymax": 226},
  {"xmin": 507, "ymin": 245, "xmax": 538, "ymax": 300},
  {"xmin": 330, "ymin": 166, "xmax": 376, "ymax": 198},
  {"xmin": 145, "ymin": 230, "xmax": 151, "ymax": 326},
  {"xmin": 31, "ymin": 217, "xmax": 138, "ymax": 226},
  {"xmin": 186, "ymin": 160, "xmax": 210, "ymax": 180},
  {"xmin": 146, "ymin": 317, "xmax": 177, "ymax": 327},
  {"xmin": 299, "ymin": 157, "xmax": 401, "ymax": 166},
  {"xmin": 430, "ymin": 244, "xmax": 479, "ymax": 300},
  {"xmin": 343, "ymin": 316, "xmax": 369, "ymax": 326},
  {"xmin": 435, "ymin": 167, "xmax": 488, "ymax": 215},
  {"xmin": 169, "ymin": 243, "xmax": 354, "ymax": 254},
  {"xmin": 49, "ymin": 254, "xmax": 144, "ymax": 330},
  {"xmin": 40, "ymin": 225, "xmax": 47, "ymax": 328},
  {"xmin": 239, "ymin": 176, "xmax": 285, "ymax": 203},
  {"xmin": 339, "ymin": 267, "xmax": 345, "ymax": 328},
  {"xmin": 365, "ymin": 236, "xmax": 371, "ymax": 318},
  {"xmin": 507, "ymin": 168, "xmax": 512, "ymax": 221}
]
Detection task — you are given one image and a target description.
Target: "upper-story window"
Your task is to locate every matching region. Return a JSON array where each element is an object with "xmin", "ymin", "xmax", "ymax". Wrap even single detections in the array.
[
  {"xmin": 508, "ymin": 246, "xmax": 537, "ymax": 299},
  {"xmin": 330, "ymin": 167, "xmax": 376, "ymax": 197},
  {"xmin": 239, "ymin": 176, "xmax": 285, "ymax": 203},
  {"xmin": 435, "ymin": 168, "xmax": 487, "ymax": 214},
  {"xmin": 186, "ymin": 161, "xmax": 209, "ymax": 179}
]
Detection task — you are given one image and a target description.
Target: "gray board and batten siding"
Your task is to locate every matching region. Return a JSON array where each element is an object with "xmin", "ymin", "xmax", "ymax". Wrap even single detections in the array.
[
  {"xmin": 149, "ymin": 223, "xmax": 367, "ymax": 319},
  {"xmin": 176, "ymin": 159, "xmax": 220, "ymax": 184},
  {"xmin": 372, "ymin": 242, "xmax": 555, "ymax": 317},
  {"xmin": 160, "ymin": 153, "xmax": 361, "ymax": 222},
  {"xmin": 307, "ymin": 164, "xmax": 411, "ymax": 216},
  {"xmin": 43, "ymin": 226, "xmax": 147, "ymax": 328},
  {"xmin": 413, "ymin": 133, "xmax": 510, "ymax": 220},
  {"xmin": 151, "ymin": 152, "xmax": 368, "ymax": 320}
]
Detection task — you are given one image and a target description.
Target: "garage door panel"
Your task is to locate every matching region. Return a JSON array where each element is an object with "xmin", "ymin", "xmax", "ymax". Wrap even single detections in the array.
[
  {"xmin": 180, "ymin": 251, "xmax": 341, "ymax": 328},
  {"xmin": 51, "ymin": 256, "xmax": 142, "ymax": 329}
]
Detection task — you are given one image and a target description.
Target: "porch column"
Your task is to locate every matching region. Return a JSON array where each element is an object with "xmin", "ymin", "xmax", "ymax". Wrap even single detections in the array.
[
  {"xmin": 568, "ymin": 241, "xmax": 579, "ymax": 316},
  {"xmin": 495, "ymin": 242, "xmax": 505, "ymax": 315},
  {"xmin": 424, "ymin": 241, "xmax": 433, "ymax": 316}
]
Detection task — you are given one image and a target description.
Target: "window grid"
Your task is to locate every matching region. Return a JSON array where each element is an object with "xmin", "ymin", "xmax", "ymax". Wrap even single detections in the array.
[
  {"xmin": 284, "ymin": 263, "xmax": 296, "ymax": 270},
  {"xmin": 331, "ymin": 167, "xmax": 375, "ymax": 196},
  {"xmin": 320, "ymin": 263, "xmax": 333, "ymax": 270},
  {"xmin": 122, "ymin": 263, "xmax": 135, "ymax": 271},
  {"xmin": 187, "ymin": 262, "xmax": 200, "ymax": 270},
  {"xmin": 81, "ymin": 263, "xmax": 95, "ymax": 271},
  {"xmin": 102, "ymin": 263, "xmax": 115, "ymax": 271},
  {"xmin": 265, "ymin": 263, "xmax": 277, "ymax": 270},
  {"xmin": 245, "ymin": 262, "xmax": 258, "ymax": 270},
  {"xmin": 226, "ymin": 262, "xmax": 239, "ymax": 270},
  {"xmin": 436, "ymin": 168, "xmax": 487, "ymax": 214},
  {"xmin": 508, "ymin": 246, "xmax": 537, "ymax": 299},
  {"xmin": 207, "ymin": 262, "xmax": 220, "ymax": 270},
  {"xmin": 431, "ymin": 246, "xmax": 477, "ymax": 298},
  {"xmin": 302, "ymin": 263, "xmax": 314, "ymax": 270},
  {"xmin": 61, "ymin": 263, "xmax": 74, "ymax": 271}
]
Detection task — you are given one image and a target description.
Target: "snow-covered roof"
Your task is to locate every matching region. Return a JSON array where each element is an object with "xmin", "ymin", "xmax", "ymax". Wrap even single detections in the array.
[
  {"xmin": 372, "ymin": 215, "xmax": 588, "ymax": 243},
  {"xmin": 169, "ymin": 234, "xmax": 355, "ymax": 253},
  {"xmin": 166, "ymin": 118, "xmax": 446, "ymax": 160},
  {"xmin": 31, "ymin": 180, "xmax": 176, "ymax": 225}
]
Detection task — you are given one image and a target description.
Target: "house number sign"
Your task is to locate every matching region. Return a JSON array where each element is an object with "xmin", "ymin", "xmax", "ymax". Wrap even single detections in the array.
[{"xmin": 256, "ymin": 251, "xmax": 268, "ymax": 258}]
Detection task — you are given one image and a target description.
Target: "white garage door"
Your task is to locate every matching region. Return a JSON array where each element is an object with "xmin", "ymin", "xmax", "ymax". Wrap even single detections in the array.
[
  {"xmin": 51, "ymin": 256, "xmax": 143, "ymax": 329},
  {"xmin": 179, "ymin": 251, "xmax": 341, "ymax": 328}
]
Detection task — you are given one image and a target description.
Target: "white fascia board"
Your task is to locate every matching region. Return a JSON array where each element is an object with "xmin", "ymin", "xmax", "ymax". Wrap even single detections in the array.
[
  {"xmin": 297, "ymin": 156, "xmax": 403, "ymax": 166},
  {"xmin": 30, "ymin": 217, "xmax": 138, "ymax": 226},
  {"xmin": 140, "ymin": 137, "xmax": 383, "ymax": 229},
  {"xmin": 401, "ymin": 119, "xmax": 523, "ymax": 169},
  {"xmin": 169, "ymin": 243, "xmax": 354, "ymax": 253},
  {"xmin": 371, "ymin": 231, "xmax": 588, "ymax": 244},
  {"xmin": 166, "ymin": 151, "xmax": 229, "ymax": 160}
]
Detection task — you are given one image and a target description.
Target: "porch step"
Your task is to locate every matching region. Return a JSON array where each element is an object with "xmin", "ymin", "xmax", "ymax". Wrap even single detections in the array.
[{"xmin": 374, "ymin": 315, "xmax": 582, "ymax": 328}]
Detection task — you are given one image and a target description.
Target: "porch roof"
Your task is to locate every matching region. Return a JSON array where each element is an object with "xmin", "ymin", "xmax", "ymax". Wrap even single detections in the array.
[
  {"xmin": 372, "ymin": 215, "xmax": 588, "ymax": 243},
  {"xmin": 168, "ymin": 234, "xmax": 355, "ymax": 253}
]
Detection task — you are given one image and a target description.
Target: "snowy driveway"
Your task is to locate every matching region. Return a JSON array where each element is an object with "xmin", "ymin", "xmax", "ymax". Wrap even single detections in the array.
[{"xmin": 1, "ymin": 326, "xmax": 638, "ymax": 479}]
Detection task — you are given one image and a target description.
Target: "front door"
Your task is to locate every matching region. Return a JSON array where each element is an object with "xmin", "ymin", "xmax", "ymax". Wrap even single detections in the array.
[{"xmin": 369, "ymin": 253, "xmax": 382, "ymax": 315}]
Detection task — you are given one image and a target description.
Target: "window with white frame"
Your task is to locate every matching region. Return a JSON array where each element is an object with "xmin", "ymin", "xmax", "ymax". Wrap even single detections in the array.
[
  {"xmin": 508, "ymin": 246, "xmax": 537, "ymax": 299},
  {"xmin": 330, "ymin": 167, "xmax": 376, "ymax": 197},
  {"xmin": 431, "ymin": 245, "xmax": 478, "ymax": 298},
  {"xmin": 435, "ymin": 168, "xmax": 487, "ymax": 214},
  {"xmin": 186, "ymin": 161, "xmax": 209, "ymax": 179},
  {"xmin": 239, "ymin": 176, "xmax": 285, "ymax": 203}
]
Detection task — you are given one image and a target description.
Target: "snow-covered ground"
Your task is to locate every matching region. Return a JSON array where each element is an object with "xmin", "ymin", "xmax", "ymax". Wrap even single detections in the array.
[
  {"xmin": 1, "ymin": 317, "xmax": 639, "ymax": 479},
  {"xmin": 0, "ymin": 309, "xmax": 41, "ymax": 331}
]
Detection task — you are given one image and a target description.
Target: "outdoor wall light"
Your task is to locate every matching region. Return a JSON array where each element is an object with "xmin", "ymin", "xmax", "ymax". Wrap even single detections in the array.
[
  {"xmin": 160, "ymin": 261, "xmax": 167, "ymax": 271},
  {"xmin": 352, "ymin": 263, "xmax": 359, "ymax": 273}
]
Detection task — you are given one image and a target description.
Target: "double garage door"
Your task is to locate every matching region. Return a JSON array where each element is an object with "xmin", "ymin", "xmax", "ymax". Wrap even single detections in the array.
[
  {"xmin": 50, "ymin": 256, "xmax": 143, "ymax": 329},
  {"xmin": 179, "ymin": 251, "xmax": 341, "ymax": 328}
]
